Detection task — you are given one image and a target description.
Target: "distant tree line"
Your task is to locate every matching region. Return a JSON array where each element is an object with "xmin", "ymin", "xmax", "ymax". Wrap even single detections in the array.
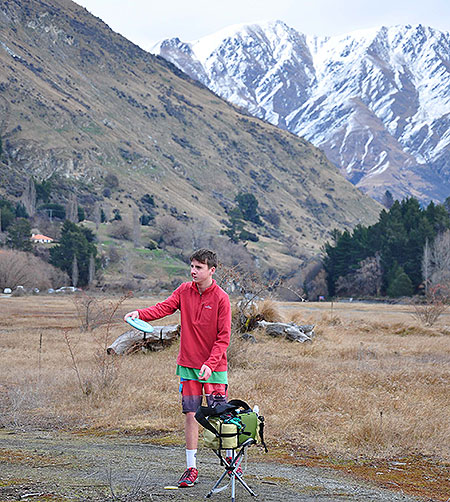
[
  {"xmin": 323, "ymin": 197, "xmax": 450, "ymax": 298},
  {"xmin": 0, "ymin": 177, "xmax": 97, "ymax": 288}
]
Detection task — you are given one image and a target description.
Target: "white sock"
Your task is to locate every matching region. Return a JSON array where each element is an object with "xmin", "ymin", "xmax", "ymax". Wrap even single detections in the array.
[
  {"xmin": 226, "ymin": 449, "xmax": 233, "ymax": 458},
  {"xmin": 186, "ymin": 449, "xmax": 197, "ymax": 469}
]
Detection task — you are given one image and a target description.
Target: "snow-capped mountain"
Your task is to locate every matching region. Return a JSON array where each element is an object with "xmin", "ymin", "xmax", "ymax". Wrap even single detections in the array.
[{"xmin": 153, "ymin": 22, "xmax": 450, "ymax": 203}]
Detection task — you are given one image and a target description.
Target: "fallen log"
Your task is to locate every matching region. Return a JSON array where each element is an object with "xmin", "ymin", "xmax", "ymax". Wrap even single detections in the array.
[
  {"xmin": 107, "ymin": 324, "xmax": 180, "ymax": 355},
  {"xmin": 257, "ymin": 321, "xmax": 315, "ymax": 342}
]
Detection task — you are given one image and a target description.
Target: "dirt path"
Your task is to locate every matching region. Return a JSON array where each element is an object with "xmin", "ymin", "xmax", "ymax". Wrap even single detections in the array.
[{"xmin": 0, "ymin": 430, "xmax": 425, "ymax": 502}]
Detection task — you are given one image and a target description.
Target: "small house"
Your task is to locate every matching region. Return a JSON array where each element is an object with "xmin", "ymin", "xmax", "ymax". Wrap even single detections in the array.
[{"xmin": 31, "ymin": 233, "xmax": 54, "ymax": 244}]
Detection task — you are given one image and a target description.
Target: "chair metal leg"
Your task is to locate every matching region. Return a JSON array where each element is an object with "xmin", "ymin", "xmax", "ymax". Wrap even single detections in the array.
[{"xmin": 206, "ymin": 441, "xmax": 258, "ymax": 500}]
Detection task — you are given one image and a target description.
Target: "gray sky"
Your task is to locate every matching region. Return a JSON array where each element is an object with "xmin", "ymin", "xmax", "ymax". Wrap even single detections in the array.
[{"xmin": 75, "ymin": 0, "xmax": 450, "ymax": 50}]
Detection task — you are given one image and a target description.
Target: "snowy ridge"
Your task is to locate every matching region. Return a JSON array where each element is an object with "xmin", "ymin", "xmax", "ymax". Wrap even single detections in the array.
[{"xmin": 153, "ymin": 22, "xmax": 450, "ymax": 202}]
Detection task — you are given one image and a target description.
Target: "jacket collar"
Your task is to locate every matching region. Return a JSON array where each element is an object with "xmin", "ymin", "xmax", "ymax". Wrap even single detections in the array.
[{"xmin": 190, "ymin": 278, "xmax": 217, "ymax": 295}]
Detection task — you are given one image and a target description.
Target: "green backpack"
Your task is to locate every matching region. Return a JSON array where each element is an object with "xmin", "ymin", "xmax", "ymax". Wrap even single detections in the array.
[{"xmin": 195, "ymin": 399, "xmax": 267, "ymax": 451}]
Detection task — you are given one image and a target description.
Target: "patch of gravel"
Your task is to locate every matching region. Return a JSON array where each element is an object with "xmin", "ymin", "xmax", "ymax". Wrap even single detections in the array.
[{"xmin": 0, "ymin": 430, "xmax": 425, "ymax": 501}]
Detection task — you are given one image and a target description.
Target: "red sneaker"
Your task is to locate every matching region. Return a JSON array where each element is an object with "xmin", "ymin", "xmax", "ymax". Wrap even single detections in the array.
[
  {"xmin": 178, "ymin": 467, "xmax": 198, "ymax": 487},
  {"xmin": 225, "ymin": 456, "xmax": 243, "ymax": 476}
]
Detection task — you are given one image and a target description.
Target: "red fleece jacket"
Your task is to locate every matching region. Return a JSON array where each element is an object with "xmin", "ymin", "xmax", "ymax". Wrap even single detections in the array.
[{"xmin": 137, "ymin": 280, "xmax": 231, "ymax": 372}]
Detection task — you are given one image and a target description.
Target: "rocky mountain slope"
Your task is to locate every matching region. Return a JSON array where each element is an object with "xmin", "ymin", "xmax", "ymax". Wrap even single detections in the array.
[
  {"xmin": 0, "ymin": 0, "xmax": 380, "ymax": 274},
  {"xmin": 154, "ymin": 21, "xmax": 450, "ymax": 203}
]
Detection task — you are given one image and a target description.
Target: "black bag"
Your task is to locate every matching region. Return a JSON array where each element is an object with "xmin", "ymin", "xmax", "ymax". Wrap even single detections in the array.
[{"xmin": 195, "ymin": 399, "xmax": 268, "ymax": 451}]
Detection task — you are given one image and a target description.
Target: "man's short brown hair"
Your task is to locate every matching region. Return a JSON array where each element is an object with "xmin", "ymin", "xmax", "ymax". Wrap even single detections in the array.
[{"xmin": 190, "ymin": 249, "xmax": 218, "ymax": 269}]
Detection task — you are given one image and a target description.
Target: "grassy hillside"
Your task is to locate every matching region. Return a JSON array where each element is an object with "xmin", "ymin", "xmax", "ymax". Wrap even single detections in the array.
[{"xmin": 0, "ymin": 0, "xmax": 381, "ymax": 276}]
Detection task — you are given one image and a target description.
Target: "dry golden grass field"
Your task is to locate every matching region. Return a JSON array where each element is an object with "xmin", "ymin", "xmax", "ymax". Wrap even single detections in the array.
[{"xmin": 0, "ymin": 294, "xmax": 449, "ymax": 500}]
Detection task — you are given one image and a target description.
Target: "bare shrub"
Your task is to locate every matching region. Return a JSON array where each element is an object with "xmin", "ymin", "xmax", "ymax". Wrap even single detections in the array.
[
  {"xmin": 32, "ymin": 214, "xmax": 61, "ymax": 240},
  {"xmin": 73, "ymin": 291, "xmax": 132, "ymax": 331},
  {"xmin": 151, "ymin": 215, "xmax": 186, "ymax": 249},
  {"xmin": 166, "ymin": 219, "xmax": 217, "ymax": 262},
  {"xmin": 411, "ymin": 285, "xmax": 449, "ymax": 327},
  {"xmin": 336, "ymin": 255, "xmax": 382, "ymax": 297},
  {"xmin": 187, "ymin": 219, "xmax": 215, "ymax": 251},
  {"xmin": 216, "ymin": 262, "xmax": 281, "ymax": 335},
  {"xmin": 108, "ymin": 244, "xmax": 122, "ymax": 264},
  {"xmin": 216, "ymin": 239, "xmax": 256, "ymax": 272},
  {"xmin": 279, "ymin": 259, "xmax": 326, "ymax": 301},
  {"xmin": 215, "ymin": 259, "xmax": 264, "ymax": 299},
  {"xmin": 304, "ymin": 267, "xmax": 328, "ymax": 300},
  {"xmin": 65, "ymin": 293, "xmax": 132, "ymax": 396},
  {"xmin": 63, "ymin": 330, "xmax": 89, "ymax": 395},
  {"xmin": 109, "ymin": 221, "xmax": 132, "ymax": 241},
  {"xmin": 0, "ymin": 249, "xmax": 68, "ymax": 290}
]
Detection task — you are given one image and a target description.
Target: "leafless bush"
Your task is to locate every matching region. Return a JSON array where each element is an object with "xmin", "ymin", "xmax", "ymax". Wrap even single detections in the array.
[
  {"xmin": 306, "ymin": 268, "xmax": 328, "ymax": 300},
  {"xmin": 109, "ymin": 221, "xmax": 132, "ymax": 241},
  {"xmin": 336, "ymin": 255, "xmax": 382, "ymax": 297},
  {"xmin": 216, "ymin": 262, "xmax": 281, "ymax": 335},
  {"xmin": 73, "ymin": 291, "xmax": 132, "ymax": 331},
  {"xmin": 108, "ymin": 244, "xmax": 122, "ymax": 264},
  {"xmin": 214, "ymin": 238, "xmax": 256, "ymax": 272},
  {"xmin": 65, "ymin": 293, "xmax": 132, "ymax": 396},
  {"xmin": 63, "ymin": 330, "xmax": 88, "ymax": 395},
  {"xmin": 151, "ymin": 215, "xmax": 186, "ymax": 249},
  {"xmin": 165, "ymin": 219, "xmax": 217, "ymax": 262},
  {"xmin": 0, "ymin": 249, "xmax": 68, "ymax": 290},
  {"xmin": 32, "ymin": 214, "xmax": 61, "ymax": 239},
  {"xmin": 411, "ymin": 285, "xmax": 449, "ymax": 327}
]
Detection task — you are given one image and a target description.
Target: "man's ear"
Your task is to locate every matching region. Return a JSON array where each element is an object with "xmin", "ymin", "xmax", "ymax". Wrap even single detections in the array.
[{"xmin": 210, "ymin": 266, "xmax": 216, "ymax": 275}]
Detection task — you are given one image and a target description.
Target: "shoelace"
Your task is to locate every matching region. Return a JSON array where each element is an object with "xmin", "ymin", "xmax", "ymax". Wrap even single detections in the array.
[{"xmin": 180, "ymin": 468, "xmax": 197, "ymax": 481}]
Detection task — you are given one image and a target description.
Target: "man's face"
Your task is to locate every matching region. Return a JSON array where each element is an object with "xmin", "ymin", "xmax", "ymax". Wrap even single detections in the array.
[{"xmin": 190, "ymin": 259, "xmax": 215, "ymax": 284}]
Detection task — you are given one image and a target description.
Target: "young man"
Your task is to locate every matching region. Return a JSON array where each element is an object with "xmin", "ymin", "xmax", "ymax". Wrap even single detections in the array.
[{"xmin": 123, "ymin": 249, "xmax": 231, "ymax": 487}]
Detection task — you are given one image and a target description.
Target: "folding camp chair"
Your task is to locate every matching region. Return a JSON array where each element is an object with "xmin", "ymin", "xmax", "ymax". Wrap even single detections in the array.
[
  {"xmin": 205, "ymin": 437, "xmax": 258, "ymax": 501},
  {"xmin": 195, "ymin": 399, "xmax": 267, "ymax": 500}
]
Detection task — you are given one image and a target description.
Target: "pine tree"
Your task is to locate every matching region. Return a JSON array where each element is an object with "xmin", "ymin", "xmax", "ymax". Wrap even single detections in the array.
[
  {"xmin": 50, "ymin": 221, "xmax": 97, "ymax": 287},
  {"xmin": 387, "ymin": 266, "xmax": 413, "ymax": 297},
  {"xmin": 7, "ymin": 218, "xmax": 32, "ymax": 252},
  {"xmin": 0, "ymin": 198, "xmax": 15, "ymax": 231},
  {"xmin": 235, "ymin": 192, "xmax": 262, "ymax": 225},
  {"xmin": 382, "ymin": 190, "xmax": 394, "ymax": 209},
  {"xmin": 444, "ymin": 196, "xmax": 450, "ymax": 216},
  {"xmin": 322, "ymin": 197, "xmax": 450, "ymax": 297}
]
